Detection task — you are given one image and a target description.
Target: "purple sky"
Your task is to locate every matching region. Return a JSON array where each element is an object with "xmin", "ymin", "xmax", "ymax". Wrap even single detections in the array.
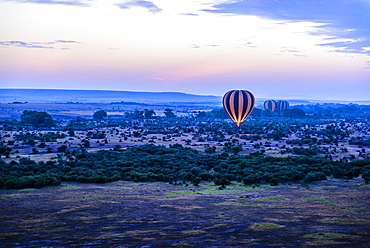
[{"xmin": 1, "ymin": 0, "xmax": 369, "ymax": 101}]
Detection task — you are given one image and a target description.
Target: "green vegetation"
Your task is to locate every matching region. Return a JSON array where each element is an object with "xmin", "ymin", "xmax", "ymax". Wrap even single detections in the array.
[
  {"xmin": 93, "ymin": 110, "xmax": 108, "ymax": 120},
  {"xmin": 252, "ymin": 223, "xmax": 282, "ymax": 229},
  {"xmin": 258, "ymin": 196, "xmax": 286, "ymax": 200},
  {"xmin": 1, "ymin": 102, "xmax": 370, "ymax": 189},
  {"xmin": 21, "ymin": 110, "xmax": 54, "ymax": 127},
  {"xmin": 1, "ymin": 144, "xmax": 369, "ymax": 189},
  {"xmin": 305, "ymin": 232, "xmax": 356, "ymax": 241},
  {"xmin": 330, "ymin": 218, "xmax": 360, "ymax": 223},
  {"xmin": 164, "ymin": 108, "xmax": 176, "ymax": 118},
  {"xmin": 303, "ymin": 198, "xmax": 326, "ymax": 202}
]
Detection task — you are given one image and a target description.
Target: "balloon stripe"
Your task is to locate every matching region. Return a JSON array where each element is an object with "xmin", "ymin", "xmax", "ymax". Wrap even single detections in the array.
[
  {"xmin": 246, "ymin": 91, "xmax": 254, "ymax": 119},
  {"xmin": 238, "ymin": 91, "xmax": 244, "ymax": 123},
  {"xmin": 229, "ymin": 91, "xmax": 237, "ymax": 123},
  {"xmin": 240, "ymin": 90, "xmax": 247, "ymax": 123},
  {"xmin": 240, "ymin": 90, "xmax": 252, "ymax": 123},
  {"xmin": 223, "ymin": 92, "xmax": 233, "ymax": 121}
]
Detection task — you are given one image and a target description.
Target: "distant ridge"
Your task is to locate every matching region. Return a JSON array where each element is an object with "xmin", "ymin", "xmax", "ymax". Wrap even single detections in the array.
[
  {"xmin": 0, "ymin": 89, "xmax": 222, "ymax": 104},
  {"xmin": 1, "ymin": 89, "xmax": 368, "ymax": 105}
]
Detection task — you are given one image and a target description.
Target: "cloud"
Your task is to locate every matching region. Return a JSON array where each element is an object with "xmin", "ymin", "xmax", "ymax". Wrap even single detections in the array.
[
  {"xmin": 0, "ymin": 40, "xmax": 80, "ymax": 49},
  {"xmin": 279, "ymin": 47, "xmax": 306, "ymax": 57},
  {"xmin": 5, "ymin": 0, "xmax": 90, "ymax": 6},
  {"xmin": 116, "ymin": 0, "xmax": 163, "ymax": 13},
  {"xmin": 180, "ymin": 13, "xmax": 199, "ymax": 17},
  {"xmin": 203, "ymin": 0, "xmax": 370, "ymax": 55}
]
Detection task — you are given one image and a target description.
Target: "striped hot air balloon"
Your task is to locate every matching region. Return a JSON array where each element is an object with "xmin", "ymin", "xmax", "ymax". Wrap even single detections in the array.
[
  {"xmin": 263, "ymin": 100, "xmax": 277, "ymax": 112},
  {"xmin": 276, "ymin": 100, "xmax": 289, "ymax": 115},
  {"xmin": 223, "ymin": 90, "xmax": 255, "ymax": 127}
]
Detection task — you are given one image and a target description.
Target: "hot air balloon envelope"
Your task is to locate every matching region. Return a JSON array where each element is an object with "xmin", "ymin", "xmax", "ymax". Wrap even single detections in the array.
[
  {"xmin": 264, "ymin": 100, "xmax": 277, "ymax": 112},
  {"xmin": 276, "ymin": 100, "xmax": 289, "ymax": 115},
  {"xmin": 223, "ymin": 90, "xmax": 255, "ymax": 127}
]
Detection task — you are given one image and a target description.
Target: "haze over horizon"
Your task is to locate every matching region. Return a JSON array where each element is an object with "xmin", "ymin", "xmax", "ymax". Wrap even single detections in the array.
[{"xmin": 1, "ymin": 0, "xmax": 369, "ymax": 101}]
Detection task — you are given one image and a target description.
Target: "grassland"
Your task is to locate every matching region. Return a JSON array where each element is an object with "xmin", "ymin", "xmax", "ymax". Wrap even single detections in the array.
[{"xmin": 1, "ymin": 179, "xmax": 369, "ymax": 247}]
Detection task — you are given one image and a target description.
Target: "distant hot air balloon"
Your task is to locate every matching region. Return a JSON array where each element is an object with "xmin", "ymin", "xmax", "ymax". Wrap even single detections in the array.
[
  {"xmin": 223, "ymin": 90, "xmax": 255, "ymax": 127},
  {"xmin": 263, "ymin": 100, "xmax": 277, "ymax": 112},
  {"xmin": 276, "ymin": 100, "xmax": 289, "ymax": 115}
]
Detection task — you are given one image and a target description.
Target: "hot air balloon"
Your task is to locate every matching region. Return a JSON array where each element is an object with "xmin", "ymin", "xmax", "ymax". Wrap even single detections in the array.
[
  {"xmin": 276, "ymin": 100, "xmax": 289, "ymax": 115},
  {"xmin": 223, "ymin": 90, "xmax": 255, "ymax": 127},
  {"xmin": 263, "ymin": 100, "xmax": 277, "ymax": 112}
]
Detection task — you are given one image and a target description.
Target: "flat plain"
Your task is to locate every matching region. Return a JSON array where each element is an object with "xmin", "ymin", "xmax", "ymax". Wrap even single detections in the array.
[{"xmin": 1, "ymin": 179, "xmax": 370, "ymax": 247}]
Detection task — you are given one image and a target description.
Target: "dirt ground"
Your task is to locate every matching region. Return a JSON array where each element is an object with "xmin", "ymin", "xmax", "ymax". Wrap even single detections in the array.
[{"xmin": 1, "ymin": 179, "xmax": 369, "ymax": 247}]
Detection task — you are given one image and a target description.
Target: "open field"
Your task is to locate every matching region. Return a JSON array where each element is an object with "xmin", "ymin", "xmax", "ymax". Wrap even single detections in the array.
[{"xmin": 1, "ymin": 179, "xmax": 369, "ymax": 247}]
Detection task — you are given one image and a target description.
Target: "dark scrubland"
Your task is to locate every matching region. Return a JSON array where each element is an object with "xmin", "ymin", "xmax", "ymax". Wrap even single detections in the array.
[{"xmin": 0, "ymin": 101, "xmax": 370, "ymax": 247}]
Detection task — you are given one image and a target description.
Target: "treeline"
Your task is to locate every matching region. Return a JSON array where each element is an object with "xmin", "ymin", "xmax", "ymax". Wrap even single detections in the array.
[{"xmin": 1, "ymin": 144, "xmax": 369, "ymax": 189}]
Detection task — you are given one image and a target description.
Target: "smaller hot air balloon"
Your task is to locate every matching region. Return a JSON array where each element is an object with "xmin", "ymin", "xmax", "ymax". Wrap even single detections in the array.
[
  {"xmin": 263, "ymin": 100, "xmax": 277, "ymax": 112},
  {"xmin": 276, "ymin": 100, "xmax": 289, "ymax": 115},
  {"xmin": 223, "ymin": 90, "xmax": 255, "ymax": 127}
]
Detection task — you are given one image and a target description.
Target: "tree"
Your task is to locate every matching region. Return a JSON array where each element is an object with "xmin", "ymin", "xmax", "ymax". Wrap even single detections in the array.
[
  {"xmin": 362, "ymin": 170, "xmax": 370, "ymax": 184},
  {"xmin": 205, "ymin": 146, "xmax": 216, "ymax": 154},
  {"xmin": 250, "ymin": 108, "xmax": 262, "ymax": 117},
  {"xmin": 303, "ymin": 171, "xmax": 327, "ymax": 183},
  {"xmin": 196, "ymin": 111, "xmax": 207, "ymax": 118},
  {"xmin": 231, "ymin": 145, "xmax": 242, "ymax": 155},
  {"xmin": 144, "ymin": 109, "xmax": 156, "ymax": 119},
  {"xmin": 133, "ymin": 110, "xmax": 144, "ymax": 119},
  {"xmin": 214, "ymin": 178, "xmax": 230, "ymax": 189},
  {"xmin": 283, "ymin": 108, "xmax": 306, "ymax": 117},
  {"xmin": 57, "ymin": 145, "xmax": 68, "ymax": 153},
  {"xmin": 38, "ymin": 142, "xmax": 47, "ymax": 148},
  {"xmin": 164, "ymin": 108, "xmax": 176, "ymax": 118},
  {"xmin": 93, "ymin": 110, "xmax": 107, "ymax": 120},
  {"xmin": 82, "ymin": 139, "xmax": 90, "ymax": 148},
  {"xmin": 261, "ymin": 109, "xmax": 278, "ymax": 117},
  {"xmin": 0, "ymin": 144, "xmax": 12, "ymax": 156},
  {"xmin": 68, "ymin": 130, "xmax": 75, "ymax": 137},
  {"xmin": 113, "ymin": 144, "xmax": 122, "ymax": 151},
  {"xmin": 21, "ymin": 110, "xmax": 54, "ymax": 127}
]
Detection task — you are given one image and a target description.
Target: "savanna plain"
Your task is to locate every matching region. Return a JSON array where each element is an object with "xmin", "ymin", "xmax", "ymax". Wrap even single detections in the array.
[{"xmin": 1, "ymin": 91, "xmax": 370, "ymax": 247}]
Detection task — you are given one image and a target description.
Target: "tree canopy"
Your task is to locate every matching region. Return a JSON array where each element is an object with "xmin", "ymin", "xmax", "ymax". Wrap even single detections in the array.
[
  {"xmin": 93, "ymin": 110, "xmax": 108, "ymax": 120},
  {"xmin": 1, "ymin": 144, "xmax": 369, "ymax": 189},
  {"xmin": 21, "ymin": 110, "xmax": 54, "ymax": 127}
]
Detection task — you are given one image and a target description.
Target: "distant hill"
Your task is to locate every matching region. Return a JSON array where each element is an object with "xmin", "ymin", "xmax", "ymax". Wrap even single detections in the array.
[
  {"xmin": 0, "ymin": 89, "xmax": 222, "ymax": 105},
  {"xmin": 1, "ymin": 89, "xmax": 368, "ymax": 106}
]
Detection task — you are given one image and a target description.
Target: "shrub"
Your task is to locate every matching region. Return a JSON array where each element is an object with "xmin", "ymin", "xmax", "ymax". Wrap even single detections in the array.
[
  {"xmin": 303, "ymin": 171, "xmax": 327, "ymax": 183},
  {"xmin": 57, "ymin": 145, "xmax": 68, "ymax": 153}
]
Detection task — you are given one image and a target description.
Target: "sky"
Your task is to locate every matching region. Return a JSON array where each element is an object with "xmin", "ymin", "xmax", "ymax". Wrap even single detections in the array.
[{"xmin": 0, "ymin": 0, "xmax": 370, "ymax": 101}]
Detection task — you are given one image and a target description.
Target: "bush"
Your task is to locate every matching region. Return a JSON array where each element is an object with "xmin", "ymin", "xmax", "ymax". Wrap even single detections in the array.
[
  {"xmin": 57, "ymin": 145, "xmax": 68, "ymax": 153},
  {"xmin": 303, "ymin": 171, "xmax": 327, "ymax": 183},
  {"xmin": 243, "ymin": 175, "xmax": 260, "ymax": 185},
  {"xmin": 214, "ymin": 177, "xmax": 230, "ymax": 188},
  {"xmin": 361, "ymin": 167, "xmax": 370, "ymax": 184}
]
